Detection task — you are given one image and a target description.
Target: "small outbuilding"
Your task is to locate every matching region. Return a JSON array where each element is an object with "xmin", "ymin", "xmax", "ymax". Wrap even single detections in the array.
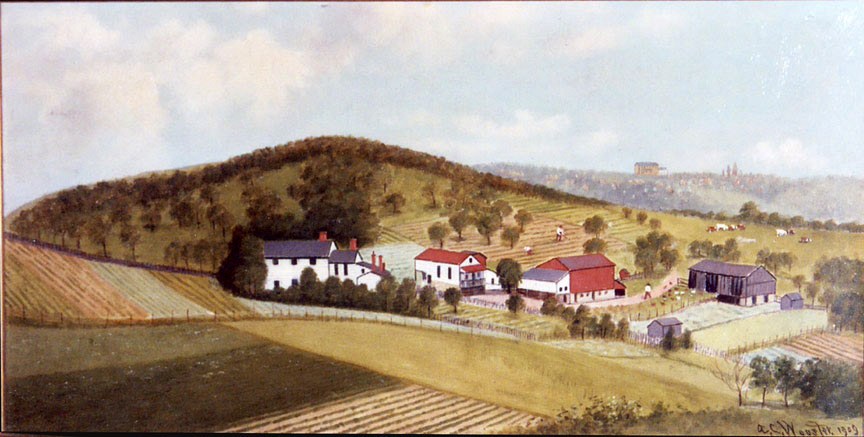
[
  {"xmin": 688, "ymin": 260, "xmax": 777, "ymax": 306},
  {"xmin": 647, "ymin": 317, "xmax": 683, "ymax": 338},
  {"xmin": 780, "ymin": 293, "xmax": 804, "ymax": 310}
]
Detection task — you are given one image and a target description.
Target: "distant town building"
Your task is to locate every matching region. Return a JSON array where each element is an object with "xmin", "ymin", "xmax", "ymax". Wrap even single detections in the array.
[
  {"xmin": 634, "ymin": 162, "xmax": 666, "ymax": 176},
  {"xmin": 688, "ymin": 260, "xmax": 776, "ymax": 306}
]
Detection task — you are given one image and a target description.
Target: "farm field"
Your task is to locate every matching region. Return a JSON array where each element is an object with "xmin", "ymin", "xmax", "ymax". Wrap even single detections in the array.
[
  {"xmin": 741, "ymin": 346, "xmax": 814, "ymax": 364},
  {"xmin": 629, "ymin": 301, "xmax": 784, "ymax": 333},
  {"xmin": 223, "ymin": 384, "xmax": 541, "ymax": 434},
  {"xmin": 433, "ymin": 302, "xmax": 568, "ymax": 339},
  {"xmin": 3, "ymin": 238, "xmax": 250, "ymax": 323},
  {"xmin": 546, "ymin": 339, "xmax": 657, "ymax": 358},
  {"xmin": 3, "ymin": 323, "xmax": 396, "ymax": 432},
  {"xmin": 782, "ymin": 332, "xmax": 864, "ymax": 365},
  {"xmin": 228, "ymin": 319, "xmax": 737, "ymax": 416},
  {"xmin": 691, "ymin": 309, "xmax": 828, "ymax": 351}
]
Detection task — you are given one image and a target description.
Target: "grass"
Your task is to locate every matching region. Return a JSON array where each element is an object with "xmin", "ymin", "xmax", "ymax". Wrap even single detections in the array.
[
  {"xmin": 433, "ymin": 302, "xmax": 569, "ymax": 339},
  {"xmin": 3, "ymin": 323, "xmax": 396, "ymax": 432},
  {"xmin": 691, "ymin": 309, "xmax": 829, "ymax": 351},
  {"xmin": 227, "ymin": 319, "xmax": 738, "ymax": 417}
]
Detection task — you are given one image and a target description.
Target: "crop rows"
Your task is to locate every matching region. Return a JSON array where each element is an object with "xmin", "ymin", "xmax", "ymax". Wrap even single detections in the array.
[
  {"xmin": 783, "ymin": 333, "xmax": 864, "ymax": 364},
  {"xmin": 223, "ymin": 384, "xmax": 540, "ymax": 434},
  {"xmin": 433, "ymin": 303, "xmax": 564, "ymax": 338},
  {"xmin": 4, "ymin": 239, "xmax": 247, "ymax": 323}
]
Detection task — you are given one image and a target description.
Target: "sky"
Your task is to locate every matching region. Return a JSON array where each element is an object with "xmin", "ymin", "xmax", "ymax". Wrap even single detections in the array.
[{"xmin": 3, "ymin": 2, "xmax": 864, "ymax": 212}]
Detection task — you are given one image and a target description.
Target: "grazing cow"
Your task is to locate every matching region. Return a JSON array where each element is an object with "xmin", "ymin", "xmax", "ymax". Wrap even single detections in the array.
[
  {"xmin": 737, "ymin": 224, "xmax": 746, "ymax": 231},
  {"xmin": 799, "ymin": 237, "xmax": 812, "ymax": 244},
  {"xmin": 787, "ymin": 229, "xmax": 795, "ymax": 235},
  {"xmin": 716, "ymin": 223, "xmax": 729, "ymax": 231},
  {"xmin": 776, "ymin": 229, "xmax": 787, "ymax": 237},
  {"xmin": 707, "ymin": 226, "xmax": 717, "ymax": 233},
  {"xmin": 729, "ymin": 225, "xmax": 738, "ymax": 230}
]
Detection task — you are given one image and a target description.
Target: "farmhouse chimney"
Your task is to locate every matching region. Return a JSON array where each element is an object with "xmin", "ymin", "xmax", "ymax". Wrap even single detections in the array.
[
  {"xmin": 381, "ymin": 261, "xmax": 386, "ymax": 274},
  {"xmin": 350, "ymin": 238, "xmax": 358, "ymax": 251},
  {"xmin": 318, "ymin": 231, "xmax": 327, "ymax": 242},
  {"xmin": 378, "ymin": 255, "xmax": 384, "ymax": 273},
  {"xmin": 371, "ymin": 251, "xmax": 377, "ymax": 271}
]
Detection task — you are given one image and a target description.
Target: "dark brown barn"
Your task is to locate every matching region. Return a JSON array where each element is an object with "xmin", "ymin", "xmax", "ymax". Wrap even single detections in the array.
[{"xmin": 688, "ymin": 260, "xmax": 776, "ymax": 306}]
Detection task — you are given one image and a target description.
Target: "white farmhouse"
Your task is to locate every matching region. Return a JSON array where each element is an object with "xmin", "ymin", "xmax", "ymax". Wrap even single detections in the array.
[
  {"xmin": 264, "ymin": 232, "xmax": 389, "ymax": 290},
  {"xmin": 414, "ymin": 248, "xmax": 487, "ymax": 294}
]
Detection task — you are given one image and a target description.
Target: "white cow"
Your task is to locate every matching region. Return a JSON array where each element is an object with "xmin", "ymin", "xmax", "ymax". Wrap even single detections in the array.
[
  {"xmin": 776, "ymin": 229, "xmax": 788, "ymax": 237},
  {"xmin": 716, "ymin": 223, "xmax": 729, "ymax": 231}
]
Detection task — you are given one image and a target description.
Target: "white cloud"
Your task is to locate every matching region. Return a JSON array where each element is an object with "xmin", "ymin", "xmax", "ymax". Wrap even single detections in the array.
[
  {"xmin": 751, "ymin": 138, "xmax": 828, "ymax": 173},
  {"xmin": 456, "ymin": 111, "xmax": 571, "ymax": 140}
]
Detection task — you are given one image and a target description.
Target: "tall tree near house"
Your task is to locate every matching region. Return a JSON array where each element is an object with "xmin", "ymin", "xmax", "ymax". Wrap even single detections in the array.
[
  {"xmin": 582, "ymin": 215, "xmax": 607, "ymax": 236},
  {"xmin": 496, "ymin": 259, "xmax": 523, "ymax": 294},
  {"xmin": 804, "ymin": 281, "xmax": 820, "ymax": 306},
  {"xmin": 86, "ymin": 215, "xmax": 112, "ymax": 257},
  {"xmin": 599, "ymin": 313, "xmax": 615, "ymax": 338},
  {"xmin": 506, "ymin": 293, "xmax": 526, "ymax": 314},
  {"xmin": 582, "ymin": 237, "xmax": 607, "ymax": 254},
  {"xmin": 501, "ymin": 226, "xmax": 521, "ymax": 249},
  {"xmin": 773, "ymin": 356, "xmax": 800, "ymax": 408},
  {"xmin": 514, "ymin": 209, "xmax": 534, "ymax": 232},
  {"xmin": 749, "ymin": 356, "xmax": 776, "ymax": 407},
  {"xmin": 444, "ymin": 287, "xmax": 462, "ymax": 314},
  {"xmin": 418, "ymin": 286, "xmax": 439, "ymax": 318},
  {"xmin": 383, "ymin": 192, "xmax": 407, "ymax": 214},
  {"xmin": 659, "ymin": 249, "xmax": 680, "ymax": 271},
  {"xmin": 448, "ymin": 210, "xmax": 471, "ymax": 241},
  {"xmin": 792, "ymin": 275, "xmax": 806, "ymax": 294},
  {"xmin": 119, "ymin": 224, "xmax": 141, "ymax": 261},
  {"xmin": 636, "ymin": 211, "xmax": 648, "ymax": 225},
  {"xmin": 423, "ymin": 181, "xmax": 438, "ymax": 208},
  {"xmin": 660, "ymin": 329, "xmax": 678, "ymax": 351},
  {"xmin": 474, "ymin": 211, "xmax": 502, "ymax": 245},
  {"xmin": 427, "ymin": 222, "xmax": 450, "ymax": 249},
  {"xmin": 540, "ymin": 296, "xmax": 559, "ymax": 316},
  {"xmin": 569, "ymin": 305, "xmax": 590, "ymax": 340},
  {"xmin": 711, "ymin": 355, "xmax": 752, "ymax": 407},
  {"xmin": 616, "ymin": 317, "xmax": 629, "ymax": 340},
  {"xmin": 217, "ymin": 228, "xmax": 267, "ymax": 297}
]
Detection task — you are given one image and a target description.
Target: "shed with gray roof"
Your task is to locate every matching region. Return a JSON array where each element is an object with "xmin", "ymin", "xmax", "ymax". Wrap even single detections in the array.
[{"xmin": 647, "ymin": 317, "xmax": 683, "ymax": 338}]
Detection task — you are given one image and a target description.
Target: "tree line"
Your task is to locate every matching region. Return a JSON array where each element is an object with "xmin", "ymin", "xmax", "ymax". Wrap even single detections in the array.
[{"xmin": 670, "ymin": 201, "xmax": 864, "ymax": 233}]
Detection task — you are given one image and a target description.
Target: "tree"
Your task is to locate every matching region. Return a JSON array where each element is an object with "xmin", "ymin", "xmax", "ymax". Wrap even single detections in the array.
[
  {"xmin": 299, "ymin": 267, "xmax": 324, "ymax": 304},
  {"xmin": 514, "ymin": 209, "xmax": 534, "ymax": 232},
  {"xmin": 616, "ymin": 317, "xmax": 629, "ymax": 340},
  {"xmin": 680, "ymin": 329, "xmax": 693, "ymax": 349},
  {"xmin": 636, "ymin": 211, "xmax": 648, "ymax": 225},
  {"xmin": 582, "ymin": 215, "xmax": 607, "ymax": 237},
  {"xmin": 569, "ymin": 305, "xmax": 590, "ymax": 340},
  {"xmin": 216, "ymin": 228, "xmax": 267, "ymax": 297},
  {"xmin": 444, "ymin": 287, "xmax": 462, "ymax": 314},
  {"xmin": 192, "ymin": 239, "xmax": 210, "ymax": 270},
  {"xmin": 474, "ymin": 211, "xmax": 502, "ymax": 245},
  {"xmin": 773, "ymin": 356, "xmax": 800, "ymax": 408},
  {"xmin": 583, "ymin": 237, "xmax": 607, "ymax": 254},
  {"xmin": 722, "ymin": 238, "xmax": 741, "ymax": 262},
  {"xmin": 418, "ymin": 286, "xmax": 439, "ymax": 318},
  {"xmin": 394, "ymin": 278, "xmax": 418, "ymax": 315},
  {"xmin": 660, "ymin": 329, "xmax": 678, "ymax": 351},
  {"xmin": 427, "ymin": 222, "xmax": 450, "ymax": 249},
  {"xmin": 492, "ymin": 199, "xmax": 513, "ymax": 218},
  {"xmin": 164, "ymin": 241, "xmax": 182, "ymax": 267},
  {"xmin": 501, "ymin": 226, "xmax": 521, "ymax": 249},
  {"xmin": 169, "ymin": 199, "xmax": 196, "ymax": 228},
  {"xmin": 749, "ymin": 356, "xmax": 776, "ymax": 407},
  {"xmin": 738, "ymin": 201, "xmax": 761, "ymax": 222},
  {"xmin": 109, "ymin": 198, "xmax": 133, "ymax": 226},
  {"xmin": 622, "ymin": 207, "xmax": 632, "ymax": 219},
  {"xmin": 496, "ymin": 259, "xmax": 523, "ymax": 294},
  {"xmin": 422, "ymin": 181, "xmax": 438, "ymax": 208},
  {"xmin": 792, "ymin": 275, "xmax": 806, "ymax": 294},
  {"xmin": 659, "ymin": 249, "xmax": 679, "ymax": 271},
  {"xmin": 649, "ymin": 218, "xmax": 662, "ymax": 230},
  {"xmin": 119, "ymin": 224, "xmax": 141, "ymax": 261},
  {"xmin": 85, "ymin": 215, "xmax": 112, "ymax": 257},
  {"xmin": 448, "ymin": 210, "xmax": 471, "ymax": 241},
  {"xmin": 804, "ymin": 281, "xmax": 820, "ymax": 306},
  {"xmin": 141, "ymin": 207, "xmax": 163, "ymax": 232},
  {"xmin": 633, "ymin": 231, "xmax": 673, "ymax": 275},
  {"xmin": 506, "ymin": 293, "xmax": 526, "ymax": 314},
  {"xmin": 599, "ymin": 313, "xmax": 615, "ymax": 338},
  {"xmin": 383, "ymin": 192, "xmax": 407, "ymax": 214},
  {"xmin": 711, "ymin": 355, "xmax": 752, "ymax": 407},
  {"xmin": 541, "ymin": 296, "xmax": 560, "ymax": 316},
  {"xmin": 198, "ymin": 185, "xmax": 217, "ymax": 205}
]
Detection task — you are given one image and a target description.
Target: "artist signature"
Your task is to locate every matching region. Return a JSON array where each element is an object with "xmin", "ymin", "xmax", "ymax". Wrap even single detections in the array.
[{"xmin": 757, "ymin": 420, "xmax": 860, "ymax": 436}]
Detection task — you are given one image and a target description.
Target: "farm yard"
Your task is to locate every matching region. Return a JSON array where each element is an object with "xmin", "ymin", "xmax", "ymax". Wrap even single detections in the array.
[
  {"xmin": 223, "ymin": 384, "xmax": 540, "ymax": 434},
  {"xmin": 2, "ymin": 238, "xmax": 252, "ymax": 323},
  {"xmin": 629, "ymin": 301, "xmax": 786, "ymax": 333},
  {"xmin": 432, "ymin": 301, "xmax": 569, "ymax": 340},
  {"xmin": 690, "ymin": 309, "xmax": 828, "ymax": 352},
  {"xmin": 3, "ymin": 323, "xmax": 397, "ymax": 432}
]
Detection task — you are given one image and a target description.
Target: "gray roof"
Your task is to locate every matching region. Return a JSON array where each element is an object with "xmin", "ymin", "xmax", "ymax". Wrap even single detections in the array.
[
  {"xmin": 264, "ymin": 240, "xmax": 333, "ymax": 258},
  {"xmin": 522, "ymin": 268, "xmax": 568, "ymax": 283},
  {"xmin": 357, "ymin": 261, "xmax": 391, "ymax": 277},
  {"xmin": 689, "ymin": 260, "xmax": 762, "ymax": 277},
  {"xmin": 329, "ymin": 250, "xmax": 359, "ymax": 263},
  {"xmin": 782, "ymin": 293, "xmax": 803, "ymax": 301},
  {"xmin": 651, "ymin": 317, "xmax": 682, "ymax": 327}
]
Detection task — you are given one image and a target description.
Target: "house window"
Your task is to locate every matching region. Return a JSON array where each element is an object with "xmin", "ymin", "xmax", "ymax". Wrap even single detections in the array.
[
  {"xmin": 334, "ymin": 265, "xmax": 339, "ymax": 275},
  {"xmin": 448, "ymin": 267, "xmax": 452, "ymax": 280},
  {"xmin": 361, "ymin": 268, "xmax": 366, "ymax": 274},
  {"xmin": 344, "ymin": 264, "xmax": 349, "ymax": 275},
  {"xmin": 310, "ymin": 258, "xmax": 317, "ymax": 265},
  {"xmin": 437, "ymin": 266, "xmax": 441, "ymax": 278},
  {"xmin": 291, "ymin": 259, "xmax": 298, "ymax": 265},
  {"xmin": 274, "ymin": 280, "xmax": 280, "ymax": 288},
  {"xmin": 291, "ymin": 279, "xmax": 299, "ymax": 286},
  {"xmin": 273, "ymin": 259, "xmax": 279, "ymax": 265}
]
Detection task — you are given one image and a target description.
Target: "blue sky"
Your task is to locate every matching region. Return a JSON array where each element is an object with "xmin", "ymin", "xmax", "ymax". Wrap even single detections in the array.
[{"xmin": 3, "ymin": 2, "xmax": 863, "ymax": 211}]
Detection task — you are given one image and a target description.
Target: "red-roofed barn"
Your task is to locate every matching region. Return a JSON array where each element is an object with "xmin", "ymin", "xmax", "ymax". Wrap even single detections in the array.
[
  {"xmin": 521, "ymin": 254, "xmax": 626, "ymax": 304},
  {"xmin": 414, "ymin": 248, "xmax": 487, "ymax": 294}
]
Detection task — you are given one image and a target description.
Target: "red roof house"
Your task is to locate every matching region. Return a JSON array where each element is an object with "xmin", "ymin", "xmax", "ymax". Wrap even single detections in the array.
[
  {"xmin": 533, "ymin": 254, "xmax": 626, "ymax": 303},
  {"xmin": 414, "ymin": 249, "xmax": 487, "ymax": 294}
]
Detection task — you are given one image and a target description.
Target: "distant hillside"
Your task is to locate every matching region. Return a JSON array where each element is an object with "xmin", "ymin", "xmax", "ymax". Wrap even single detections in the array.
[{"xmin": 475, "ymin": 163, "xmax": 864, "ymax": 223}]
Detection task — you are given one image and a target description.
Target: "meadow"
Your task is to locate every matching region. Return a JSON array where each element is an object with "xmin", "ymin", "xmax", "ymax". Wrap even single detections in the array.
[{"xmin": 691, "ymin": 309, "xmax": 828, "ymax": 351}]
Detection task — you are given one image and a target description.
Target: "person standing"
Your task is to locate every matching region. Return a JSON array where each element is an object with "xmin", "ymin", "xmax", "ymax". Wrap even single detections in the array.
[{"xmin": 643, "ymin": 282, "xmax": 652, "ymax": 300}]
